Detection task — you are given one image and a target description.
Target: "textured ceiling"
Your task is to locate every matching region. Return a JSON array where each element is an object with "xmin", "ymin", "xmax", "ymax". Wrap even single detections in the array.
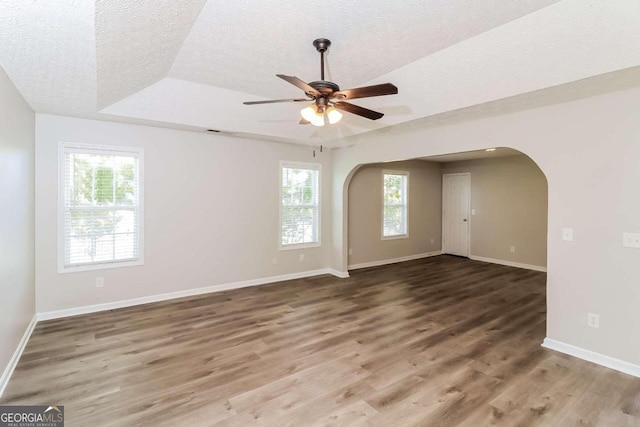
[
  {"xmin": 95, "ymin": 0, "xmax": 207, "ymax": 109},
  {"xmin": 1, "ymin": 0, "xmax": 640, "ymax": 145},
  {"xmin": 168, "ymin": 0, "xmax": 560, "ymax": 98},
  {"xmin": 0, "ymin": 0, "xmax": 96, "ymax": 115}
]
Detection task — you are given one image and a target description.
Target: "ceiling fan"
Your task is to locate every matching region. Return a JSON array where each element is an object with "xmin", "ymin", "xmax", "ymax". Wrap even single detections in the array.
[{"xmin": 243, "ymin": 38, "xmax": 398, "ymax": 127}]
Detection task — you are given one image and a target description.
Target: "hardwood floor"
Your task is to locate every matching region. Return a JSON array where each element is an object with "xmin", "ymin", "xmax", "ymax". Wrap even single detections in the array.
[{"xmin": 2, "ymin": 255, "xmax": 639, "ymax": 426}]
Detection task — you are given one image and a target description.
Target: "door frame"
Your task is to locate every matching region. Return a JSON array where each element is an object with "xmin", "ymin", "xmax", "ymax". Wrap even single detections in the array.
[{"xmin": 442, "ymin": 172, "xmax": 471, "ymax": 257}]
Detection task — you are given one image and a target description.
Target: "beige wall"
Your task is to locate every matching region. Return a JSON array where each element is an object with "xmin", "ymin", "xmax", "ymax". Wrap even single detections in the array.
[
  {"xmin": 35, "ymin": 115, "xmax": 333, "ymax": 313},
  {"xmin": 0, "ymin": 67, "xmax": 35, "ymax": 393},
  {"xmin": 348, "ymin": 160, "xmax": 441, "ymax": 267},
  {"xmin": 442, "ymin": 155, "xmax": 548, "ymax": 268},
  {"xmin": 331, "ymin": 86, "xmax": 640, "ymax": 366}
]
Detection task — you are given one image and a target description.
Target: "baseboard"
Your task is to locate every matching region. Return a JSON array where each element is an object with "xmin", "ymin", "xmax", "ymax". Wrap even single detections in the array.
[
  {"xmin": 469, "ymin": 255, "xmax": 547, "ymax": 272},
  {"xmin": 348, "ymin": 251, "xmax": 443, "ymax": 270},
  {"xmin": 328, "ymin": 269, "xmax": 350, "ymax": 278},
  {"xmin": 542, "ymin": 338, "xmax": 640, "ymax": 378},
  {"xmin": 37, "ymin": 268, "xmax": 336, "ymax": 321},
  {"xmin": 0, "ymin": 314, "xmax": 38, "ymax": 398}
]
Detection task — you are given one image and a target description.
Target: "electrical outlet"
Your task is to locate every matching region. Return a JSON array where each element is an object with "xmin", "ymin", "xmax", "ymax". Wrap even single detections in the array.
[
  {"xmin": 622, "ymin": 232, "xmax": 640, "ymax": 248},
  {"xmin": 562, "ymin": 228, "xmax": 574, "ymax": 242},
  {"xmin": 299, "ymin": 254, "xmax": 304, "ymax": 262},
  {"xmin": 587, "ymin": 313, "xmax": 600, "ymax": 328},
  {"xmin": 348, "ymin": 248, "xmax": 353, "ymax": 256},
  {"xmin": 430, "ymin": 238, "xmax": 435, "ymax": 244},
  {"xmin": 510, "ymin": 246, "xmax": 516, "ymax": 253},
  {"xmin": 96, "ymin": 277, "xmax": 104, "ymax": 288}
]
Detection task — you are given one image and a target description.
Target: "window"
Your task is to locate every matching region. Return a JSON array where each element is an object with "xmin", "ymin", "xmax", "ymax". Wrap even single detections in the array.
[
  {"xmin": 383, "ymin": 171, "xmax": 408, "ymax": 238},
  {"xmin": 59, "ymin": 143, "xmax": 143, "ymax": 272},
  {"xmin": 280, "ymin": 162, "xmax": 320, "ymax": 248}
]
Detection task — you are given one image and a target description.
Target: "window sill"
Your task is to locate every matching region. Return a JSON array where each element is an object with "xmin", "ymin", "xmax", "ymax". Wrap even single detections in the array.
[
  {"xmin": 382, "ymin": 234, "xmax": 409, "ymax": 241},
  {"xmin": 279, "ymin": 242, "xmax": 321, "ymax": 251},
  {"xmin": 59, "ymin": 258, "xmax": 144, "ymax": 274}
]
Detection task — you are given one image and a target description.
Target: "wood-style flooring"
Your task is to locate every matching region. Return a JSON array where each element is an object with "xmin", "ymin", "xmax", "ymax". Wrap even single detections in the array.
[{"xmin": 2, "ymin": 255, "xmax": 639, "ymax": 426}]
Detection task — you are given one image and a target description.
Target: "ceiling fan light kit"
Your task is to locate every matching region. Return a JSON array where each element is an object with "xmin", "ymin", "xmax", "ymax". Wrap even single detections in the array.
[
  {"xmin": 300, "ymin": 102, "xmax": 344, "ymax": 127},
  {"xmin": 243, "ymin": 38, "xmax": 398, "ymax": 126}
]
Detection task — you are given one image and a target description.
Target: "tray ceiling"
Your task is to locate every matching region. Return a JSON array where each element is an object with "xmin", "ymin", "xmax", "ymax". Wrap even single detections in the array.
[{"xmin": 1, "ymin": 0, "xmax": 639, "ymax": 145}]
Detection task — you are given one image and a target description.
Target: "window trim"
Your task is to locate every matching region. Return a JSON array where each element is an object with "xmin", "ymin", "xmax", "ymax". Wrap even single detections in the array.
[
  {"xmin": 279, "ymin": 160, "xmax": 321, "ymax": 251},
  {"xmin": 381, "ymin": 169, "xmax": 409, "ymax": 240},
  {"xmin": 57, "ymin": 142, "xmax": 145, "ymax": 273}
]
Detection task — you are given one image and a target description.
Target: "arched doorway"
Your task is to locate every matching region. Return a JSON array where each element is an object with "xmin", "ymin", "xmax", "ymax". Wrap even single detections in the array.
[{"xmin": 344, "ymin": 148, "xmax": 548, "ymax": 274}]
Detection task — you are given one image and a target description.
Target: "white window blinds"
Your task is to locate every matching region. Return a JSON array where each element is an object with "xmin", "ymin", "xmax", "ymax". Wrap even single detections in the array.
[
  {"xmin": 383, "ymin": 171, "xmax": 408, "ymax": 238},
  {"xmin": 280, "ymin": 163, "xmax": 320, "ymax": 247},
  {"xmin": 60, "ymin": 143, "xmax": 143, "ymax": 271}
]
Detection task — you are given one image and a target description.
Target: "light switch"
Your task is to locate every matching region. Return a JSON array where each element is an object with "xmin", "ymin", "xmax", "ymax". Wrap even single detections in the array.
[
  {"xmin": 562, "ymin": 228, "xmax": 573, "ymax": 242},
  {"xmin": 623, "ymin": 232, "xmax": 640, "ymax": 248},
  {"xmin": 471, "ymin": 209, "xmax": 476, "ymax": 216}
]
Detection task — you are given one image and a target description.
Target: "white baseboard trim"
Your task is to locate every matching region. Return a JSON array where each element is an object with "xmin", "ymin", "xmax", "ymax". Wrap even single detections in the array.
[
  {"xmin": 0, "ymin": 314, "xmax": 38, "ymax": 398},
  {"xmin": 348, "ymin": 251, "xmax": 443, "ymax": 270},
  {"xmin": 542, "ymin": 338, "xmax": 640, "ymax": 378},
  {"xmin": 469, "ymin": 255, "xmax": 547, "ymax": 272},
  {"xmin": 37, "ymin": 268, "xmax": 336, "ymax": 321},
  {"xmin": 328, "ymin": 269, "xmax": 350, "ymax": 278}
]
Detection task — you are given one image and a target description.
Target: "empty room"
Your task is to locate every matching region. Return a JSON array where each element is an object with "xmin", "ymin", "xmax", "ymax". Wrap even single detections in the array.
[{"xmin": 1, "ymin": 1, "xmax": 640, "ymax": 426}]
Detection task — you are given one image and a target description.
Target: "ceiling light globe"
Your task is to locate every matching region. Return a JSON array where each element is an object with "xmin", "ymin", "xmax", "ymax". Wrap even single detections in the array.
[
  {"xmin": 301, "ymin": 104, "xmax": 326, "ymax": 126},
  {"xmin": 301, "ymin": 105, "xmax": 325, "ymax": 127},
  {"xmin": 301, "ymin": 104, "xmax": 319, "ymax": 122},
  {"xmin": 309, "ymin": 114, "xmax": 325, "ymax": 127},
  {"xmin": 326, "ymin": 107, "xmax": 343, "ymax": 124}
]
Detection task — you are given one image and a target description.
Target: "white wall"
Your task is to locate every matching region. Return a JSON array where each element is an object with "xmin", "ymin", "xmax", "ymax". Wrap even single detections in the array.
[
  {"xmin": 442, "ymin": 155, "xmax": 548, "ymax": 268},
  {"xmin": 0, "ymin": 68, "xmax": 35, "ymax": 387},
  {"xmin": 348, "ymin": 160, "xmax": 441, "ymax": 266},
  {"xmin": 331, "ymin": 86, "xmax": 640, "ymax": 367},
  {"xmin": 35, "ymin": 115, "xmax": 332, "ymax": 313}
]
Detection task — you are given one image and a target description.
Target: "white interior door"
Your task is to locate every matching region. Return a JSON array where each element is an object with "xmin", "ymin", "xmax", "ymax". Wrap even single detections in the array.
[{"xmin": 442, "ymin": 173, "xmax": 470, "ymax": 257}]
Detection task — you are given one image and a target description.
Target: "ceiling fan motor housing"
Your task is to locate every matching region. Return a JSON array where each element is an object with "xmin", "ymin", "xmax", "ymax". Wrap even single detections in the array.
[{"xmin": 308, "ymin": 80, "xmax": 340, "ymax": 96}]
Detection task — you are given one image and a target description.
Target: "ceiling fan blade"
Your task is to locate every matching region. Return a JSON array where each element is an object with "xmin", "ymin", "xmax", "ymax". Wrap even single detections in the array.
[
  {"xmin": 299, "ymin": 118, "xmax": 310, "ymax": 125},
  {"xmin": 334, "ymin": 102, "xmax": 384, "ymax": 120},
  {"xmin": 333, "ymin": 83, "xmax": 398, "ymax": 101},
  {"xmin": 243, "ymin": 98, "xmax": 309, "ymax": 105},
  {"xmin": 276, "ymin": 74, "xmax": 321, "ymax": 97}
]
